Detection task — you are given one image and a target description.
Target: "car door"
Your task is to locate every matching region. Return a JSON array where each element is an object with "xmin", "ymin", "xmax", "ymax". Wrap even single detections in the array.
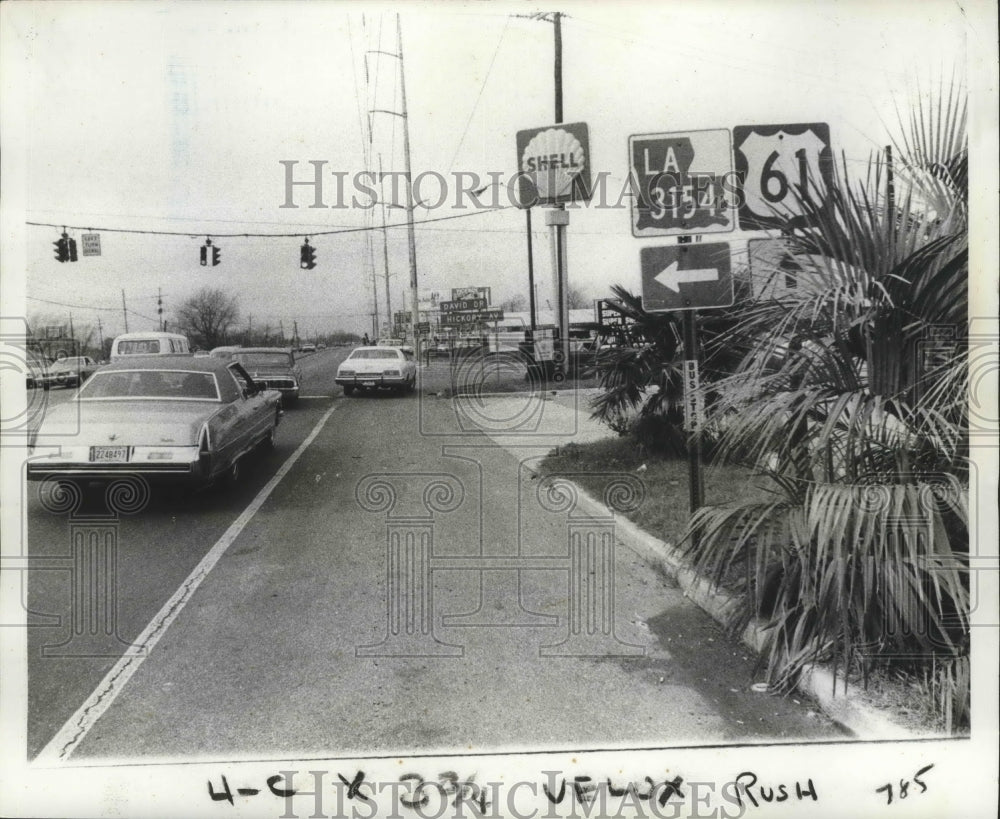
[{"xmin": 227, "ymin": 362, "xmax": 270, "ymax": 445}]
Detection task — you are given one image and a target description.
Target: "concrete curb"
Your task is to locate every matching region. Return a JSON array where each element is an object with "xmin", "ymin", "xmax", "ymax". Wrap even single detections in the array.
[{"xmin": 528, "ymin": 466, "xmax": 926, "ymax": 741}]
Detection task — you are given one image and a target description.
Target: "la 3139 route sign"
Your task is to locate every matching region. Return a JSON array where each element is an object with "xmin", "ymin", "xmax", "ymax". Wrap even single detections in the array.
[{"xmin": 641, "ymin": 243, "xmax": 733, "ymax": 312}]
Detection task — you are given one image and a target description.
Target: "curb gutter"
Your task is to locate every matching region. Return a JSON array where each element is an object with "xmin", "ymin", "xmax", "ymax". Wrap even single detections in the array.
[{"xmin": 531, "ymin": 467, "xmax": 926, "ymax": 741}]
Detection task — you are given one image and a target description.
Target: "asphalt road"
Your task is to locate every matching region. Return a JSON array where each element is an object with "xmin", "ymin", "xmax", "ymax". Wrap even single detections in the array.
[{"xmin": 23, "ymin": 348, "xmax": 845, "ymax": 761}]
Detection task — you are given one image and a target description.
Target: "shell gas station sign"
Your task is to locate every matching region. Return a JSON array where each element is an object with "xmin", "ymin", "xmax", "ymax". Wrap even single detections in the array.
[{"xmin": 515, "ymin": 122, "xmax": 592, "ymax": 206}]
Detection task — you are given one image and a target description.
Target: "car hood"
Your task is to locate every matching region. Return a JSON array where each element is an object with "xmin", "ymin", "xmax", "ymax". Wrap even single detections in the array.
[{"xmin": 35, "ymin": 400, "xmax": 221, "ymax": 446}]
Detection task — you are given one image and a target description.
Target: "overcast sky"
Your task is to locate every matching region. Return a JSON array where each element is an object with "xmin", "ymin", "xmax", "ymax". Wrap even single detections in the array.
[{"xmin": 2, "ymin": 0, "xmax": 987, "ymax": 340}]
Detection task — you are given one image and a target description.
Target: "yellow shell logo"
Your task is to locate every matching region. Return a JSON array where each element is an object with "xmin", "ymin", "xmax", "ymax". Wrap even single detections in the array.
[{"xmin": 521, "ymin": 128, "xmax": 585, "ymax": 200}]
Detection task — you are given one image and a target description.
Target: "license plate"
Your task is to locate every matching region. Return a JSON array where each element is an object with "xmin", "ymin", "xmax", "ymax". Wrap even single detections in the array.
[
  {"xmin": 361, "ymin": 379, "xmax": 376, "ymax": 386},
  {"xmin": 91, "ymin": 446, "xmax": 129, "ymax": 462}
]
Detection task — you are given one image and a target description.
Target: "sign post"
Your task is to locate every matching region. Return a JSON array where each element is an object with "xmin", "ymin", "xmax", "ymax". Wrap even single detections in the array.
[
  {"xmin": 517, "ymin": 122, "xmax": 592, "ymax": 380},
  {"xmin": 641, "ymin": 243, "xmax": 733, "ymax": 515}
]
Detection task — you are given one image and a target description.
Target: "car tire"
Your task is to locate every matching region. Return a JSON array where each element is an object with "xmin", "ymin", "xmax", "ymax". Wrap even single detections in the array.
[{"xmin": 343, "ymin": 385, "xmax": 355, "ymax": 396}]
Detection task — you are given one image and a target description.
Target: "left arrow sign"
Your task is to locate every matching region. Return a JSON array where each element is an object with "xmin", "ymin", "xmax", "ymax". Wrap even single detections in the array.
[{"xmin": 654, "ymin": 261, "xmax": 719, "ymax": 293}]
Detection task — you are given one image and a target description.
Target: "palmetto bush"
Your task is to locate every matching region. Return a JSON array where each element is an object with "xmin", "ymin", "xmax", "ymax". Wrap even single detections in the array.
[
  {"xmin": 590, "ymin": 285, "xmax": 747, "ymax": 455},
  {"xmin": 681, "ymin": 86, "xmax": 970, "ymax": 731}
]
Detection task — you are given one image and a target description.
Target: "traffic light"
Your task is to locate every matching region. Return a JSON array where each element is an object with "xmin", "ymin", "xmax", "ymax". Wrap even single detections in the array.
[
  {"xmin": 54, "ymin": 231, "xmax": 77, "ymax": 263},
  {"xmin": 54, "ymin": 234, "xmax": 69, "ymax": 263},
  {"xmin": 300, "ymin": 239, "xmax": 316, "ymax": 270},
  {"xmin": 201, "ymin": 237, "xmax": 221, "ymax": 266}
]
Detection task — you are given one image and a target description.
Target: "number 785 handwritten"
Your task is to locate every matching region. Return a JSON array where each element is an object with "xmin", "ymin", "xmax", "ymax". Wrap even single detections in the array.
[{"xmin": 875, "ymin": 764, "xmax": 933, "ymax": 805}]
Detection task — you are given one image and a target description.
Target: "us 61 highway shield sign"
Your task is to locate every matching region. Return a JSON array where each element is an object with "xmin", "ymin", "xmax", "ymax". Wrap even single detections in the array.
[
  {"xmin": 640, "ymin": 243, "xmax": 733, "ymax": 312},
  {"xmin": 733, "ymin": 122, "xmax": 833, "ymax": 230}
]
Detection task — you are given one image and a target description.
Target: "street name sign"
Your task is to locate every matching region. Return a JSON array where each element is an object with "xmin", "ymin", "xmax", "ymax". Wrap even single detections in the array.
[
  {"xmin": 732, "ymin": 122, "xmax": 833, "ymax": 230},
  {"xmin": 441, "ymin": 309, "xmax": 505, "ymax": 327},
  {"xmin": 640, "ymin": 243, "xmax": 733, "ymax": 311},
  {"xmin": 515, "ymin": 122, "xmax": 592, "ymax": 207},
  {"xmin": 629, "ymin": 129, "xmax": 734, "ymax": 237},
  {"xmin": 440, "ymin": 297, "xmax": 488, "ymax": 313}
]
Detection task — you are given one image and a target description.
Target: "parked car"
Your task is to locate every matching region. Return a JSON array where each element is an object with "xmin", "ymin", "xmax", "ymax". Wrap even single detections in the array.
[
  {"xmin": 231, "ymin": 347, "xmax": 301, "ymax": 404},
  {"xmin": 335, "ymin": 346, "xmax": 417, "ymax": 395},
  {"xmin": 110, "ymin": 331, "xmax": 191, "ymax": 359},
  {"xmin": 25, "ymin": 350, "xmax": 50, "ymax": 389},
  {"xmin": 27, "ymin": 355, "xmax": 282, "ymax": 488},
  {"xmin": 38, "ymin": 355, "xmax": 101, "ymax": 390}
]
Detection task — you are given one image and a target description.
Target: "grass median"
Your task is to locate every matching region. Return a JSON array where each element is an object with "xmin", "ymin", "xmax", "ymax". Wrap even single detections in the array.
[{"xmin": 537, "ymin": 434, "xmax": 775, "ymax": 545}]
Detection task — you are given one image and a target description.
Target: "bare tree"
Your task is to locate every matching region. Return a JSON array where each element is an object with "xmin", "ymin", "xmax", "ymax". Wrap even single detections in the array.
[
  {"xmin": 175, "ymin": 288, "xmax": 240, "ymax": 350},
  {"xmin": 567, "ymin": 286, "xmax": 591, "ymax": 309},
  {"xmin": 499, "ymin": 293, "xmax": 528, "ymax": 312}
]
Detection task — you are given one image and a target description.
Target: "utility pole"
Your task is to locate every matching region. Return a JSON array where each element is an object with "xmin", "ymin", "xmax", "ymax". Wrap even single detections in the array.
[
  {"xmin": 379, "ymin": 153, "xmax": 393, "ymax": 324},
  {"xmin": 397, "ymin": 15, "xmax": 421, "ymax": 343},
  {"xmin": 121, "ymin": 290, "xmax": 129, "ymax": 333},
  {"xmin": 97, "ymin": 317, "xmax": 104, "ymax": 356},
  {"xmin": 292, "ymin": 320, "xmax": 299, "ymax": 348},
  {"xmin": 68, "ymin": 313, "xmax": 75, "ymax": 342},
  {"xmin": 279, "ymin": 319, "xmax": 285, "ymax": 343},
  {"xmin": 370, "ymin": 232, "xmax": 381, "ymax": 337},
  {"xmin": 157, "ymin": 287, "xmax": 164, "ymax": 331},
  {"xmin": 527, "ymin": 210, "xmax": 537, "ymax": 330},
  {"xmin": 365, "ymin": 17, "xmax": 419, "ymax": 344},
  {"xmin": 247, "ymin": 314, "xmax": 253, "ymax": 345},
  {"xmin": 543, "ymin": 11, "xmax": 570, "ymax": 376}
]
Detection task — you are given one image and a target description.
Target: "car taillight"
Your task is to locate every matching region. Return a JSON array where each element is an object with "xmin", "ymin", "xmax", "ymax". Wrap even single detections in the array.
[{"xmin": 384, "ymin": 369, "xmax": 400, "ymax": 376}]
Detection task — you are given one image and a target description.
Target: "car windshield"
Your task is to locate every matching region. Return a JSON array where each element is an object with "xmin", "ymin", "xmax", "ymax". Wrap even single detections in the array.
[
  {"xmin": 349, "ymin": 349, "xmax": 399, "ymax": 360},
  {"xmin": 235, "ymin": 352, "xmax": 292, "ymax": 368},
  {"xmin": 79, "ymin": 370, "xmax": 220, "ymax": 400}
]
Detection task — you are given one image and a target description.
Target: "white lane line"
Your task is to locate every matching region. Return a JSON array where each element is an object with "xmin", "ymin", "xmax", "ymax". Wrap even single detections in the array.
[
  {"xmin": 298, "ymin": 395, "xmax": 333, "ymax": 399},
  {"xmin": 34, "ymin": 404, "xmax": 341, "ymax": 765}
]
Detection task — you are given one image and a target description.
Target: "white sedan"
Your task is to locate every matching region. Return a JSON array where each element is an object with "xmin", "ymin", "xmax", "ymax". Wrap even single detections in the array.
[{"xmin": 335, "ymin": 346, "xmax": 417, "ymax": 395}]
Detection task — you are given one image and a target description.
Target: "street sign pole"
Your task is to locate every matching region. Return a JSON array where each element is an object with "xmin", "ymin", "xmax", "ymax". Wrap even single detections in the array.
[
  {"xmin": 546, "ymin": 209, "xmax": 570, "ymax": 379},
  {"xmin": 682, "ymin": 309, "xmax": 704, "ymax": 514}
]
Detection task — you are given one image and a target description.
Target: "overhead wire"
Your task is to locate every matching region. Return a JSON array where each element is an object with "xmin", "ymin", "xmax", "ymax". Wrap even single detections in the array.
[
  {"xmin": 25, "ymin": 205, "xmax": 516, "ymax": 239},
  {"xmin": 445, "ymin": 15, "xmax": 510, "ymax": 178}
]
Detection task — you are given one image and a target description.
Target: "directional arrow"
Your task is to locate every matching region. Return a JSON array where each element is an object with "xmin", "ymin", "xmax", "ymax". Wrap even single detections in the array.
[{"xmin": 654, "ymin": 261, "xmax": 719, "ymax": 293}]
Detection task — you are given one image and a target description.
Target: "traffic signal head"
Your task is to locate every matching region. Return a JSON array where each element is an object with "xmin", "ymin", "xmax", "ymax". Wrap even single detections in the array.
[
  {"xmin": 200, "ymin": 243, "xmax": 208, "ymax": 266},
  {"xmin": 67, "ymin": 237, "xmax": 78, "ymax": 262},
  {"xmin": 300, "ymin": 240, "xmax": 316, "ymax": 270},
  {"xmin": 54, "ymin": 235, "xmax": 69, "ymax": 263},
  {"xmin": 212, "ymin": 246, "xmax": 221, "ymax": 266}
]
